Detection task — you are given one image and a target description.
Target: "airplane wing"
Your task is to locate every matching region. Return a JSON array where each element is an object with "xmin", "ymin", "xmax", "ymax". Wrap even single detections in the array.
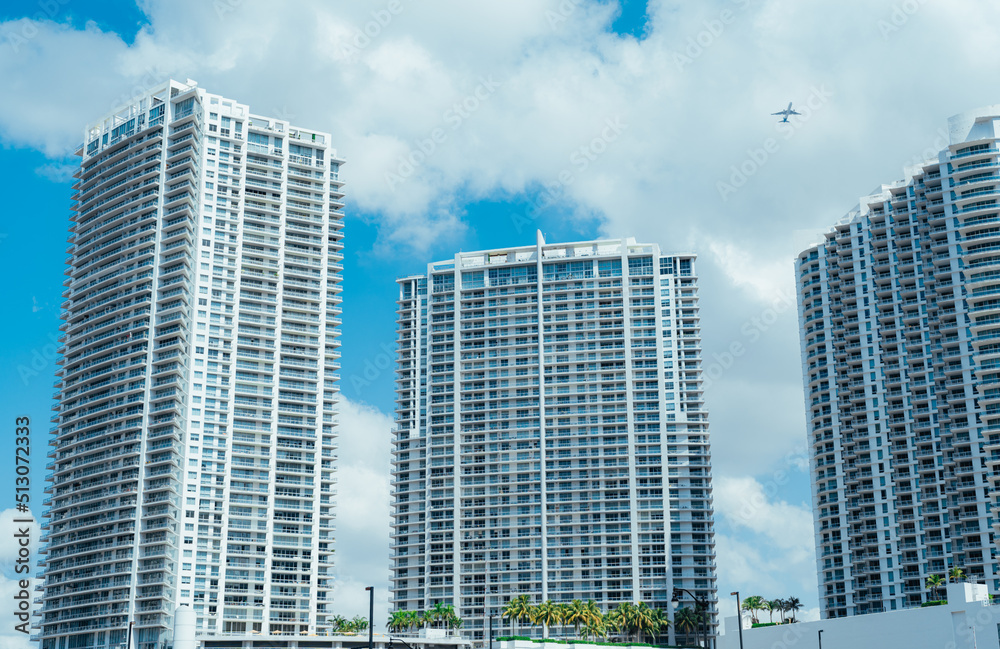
[
  {"xmin": 789, "ymin": 109, "xmax": 802, "ymax": 115},
  {"xmin": 771, "ymin": 111, "xmax": 785, "ymax": 116}
]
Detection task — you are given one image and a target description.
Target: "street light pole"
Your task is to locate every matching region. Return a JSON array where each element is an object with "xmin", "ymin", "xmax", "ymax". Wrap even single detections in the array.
[
  {"xmin": 818, "ymin": 629, "xmax": 824, "ymax": 649},
  {"xmin": 730, "ymin": 592, "xmax": 744, "ymax": 649},
  {"xmin": 366, "ymin": 587, "xmax": 374, "ymax": 649},
  {"xmin": 490, "ymin": 613, "xmax": 495, "ymax": 649},
  {"xmin": 673, "ymin": 588, "xmax": 711, "ymax": 649}
]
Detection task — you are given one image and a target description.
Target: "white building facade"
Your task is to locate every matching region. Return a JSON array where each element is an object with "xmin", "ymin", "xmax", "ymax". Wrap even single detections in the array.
[
  {"xmin": 797, "ymin": 106, "xmax": 1000, "ymax": 619},
  {"xmin": 391, "ymin": 233, "xmax": 717, "ymax": 644},
  {"xmin": 40, "ymin": 79, "xmax": 344, "ymax": 649}
]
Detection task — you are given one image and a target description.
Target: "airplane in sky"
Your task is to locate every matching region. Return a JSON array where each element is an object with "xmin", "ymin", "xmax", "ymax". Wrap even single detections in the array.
[{"xmin": 772, "ymin": 102, "xmax": 801, "ymax": 123}]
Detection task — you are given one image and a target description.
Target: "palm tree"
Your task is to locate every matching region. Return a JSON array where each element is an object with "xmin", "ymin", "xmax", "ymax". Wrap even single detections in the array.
[
  {"xmin": 633, "ymin": 602, "xmax": 660, "ymax": 644},
  {"xmin": 444, "ymin": 605, "xmax": 459, "ymax": 631},
  {"xmin": 532, "ymin": 600, "xmax": 562, "ymax": 639},
  {"xmin": 604, "ymin": 604, "xmax": 623, "ymax": 639},
  {"xmin": 618, "ymin": 602, "xmax": 639, "ymax": 635},
  {"xmin": 763, "ymin": 600, "xmax": 777, "ymax": 624},
  {"xmin": 427, "ymin": 602, "xmax": 450, "ymax": 629},
  {"xmin": 772, "ymin": 599, "xmax": 785, "ymax": 624},
  {"xmin": 674, "ymin": 607, "xmax": 700, "ymax": 646},
  {"xmin": 607, "ymin": 602, "xmax": 645, "ymax": 643},
  {"xmin": 387, "ymin": 610, "xmax": 408, "ymax": 633},
  {"xmin": 786, "ymin": 597, "xmax": 802, "ymax": 623},
  {"xmin": 927, "ymin": 574, "xmax": 946, "ymax": 601},
  {"xmin": 563, "ymin": 600, "xmax": 588, "ymax": 638},
  {"xmin": 580, "ymin": 600, "xmax": 604, "ymax": 640},
  {"xmin": 649, "ymin": 607, "xmax": 668, "ymax": 644},
  {"xmin": 581, "ymin": 614, "xmax": 607, "ymax": 641},
  {"xmin": 445, "ymin": 608, "xmax": 463, "ymax": 632},
  {"xmin": 584, "ymin": 601, "xmax": 602, "ymax": 627},
  {"xmin": 503, "ymin": 595, "xmax": 533, "ymax": 636},
  {"xmin": 330, "ymin": 615, "xmax": 348, "ymax": 633},
  {"xmin": 950, "ymin": 567, "xmax": 966, "ymax": 583},
  {"xmin": 741, "ymin": 595, "xmax": 765, "ymax": 625}
]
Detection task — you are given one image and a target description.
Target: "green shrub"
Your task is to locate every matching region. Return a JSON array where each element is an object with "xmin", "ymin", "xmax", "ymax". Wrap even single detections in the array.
[{"xmin": 921, "ymin": 600, "xmax": 947, "ymax": 607}]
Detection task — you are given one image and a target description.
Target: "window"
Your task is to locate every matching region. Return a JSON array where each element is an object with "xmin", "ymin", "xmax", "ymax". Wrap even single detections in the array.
[
  {"xmin": 462, "ymin": 270, "xmax": 484, "ymax": 289},
  {"xmin": 598, "ymin": 259, "xmax": 622, "ymax": 278},
  {"xmin": 432, "ymin": 273, "xmax": 455, "ymax": 293},
  {"xmin": 543, "ymin": 260, "xmax": 592, "ymax": 281},
  {"xmin": 628, "ymin": 256, "xmax": 653, "ymax": 276},
  {"xmin": 490, "ymin": 265, "xmax": 537, "ymax": 286}
]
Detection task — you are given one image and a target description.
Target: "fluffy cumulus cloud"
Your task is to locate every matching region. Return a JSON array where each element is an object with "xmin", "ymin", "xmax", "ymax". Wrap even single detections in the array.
[
  {"xmin": 331, "ymin": 399, "xmax": 394, "ymax": 626},
  {"xmin": 4, "ymin": 0, "xmax": 1000, "ymax": 627},
  {"xmin": 713, "ymin": 476, "xmax": 818, "ymax": 623}
]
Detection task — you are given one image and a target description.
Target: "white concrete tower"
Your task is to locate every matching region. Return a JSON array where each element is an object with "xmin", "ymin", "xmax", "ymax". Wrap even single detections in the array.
[
  {"xmin": 392, "ymin": 234, "xmax": 718, "ymax": 646},
  {"xmin": 39, "ymin": 79, "xmax": 344, "ymax": 649},
  {"xmin": 798, "ymin": 105, "xmax": 1000, "ymax": 619}
]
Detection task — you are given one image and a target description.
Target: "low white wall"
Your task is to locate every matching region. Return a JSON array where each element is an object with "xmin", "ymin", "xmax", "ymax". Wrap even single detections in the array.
[{"xmin": 718, "ymin": 583, "xmax": 999, "ymax": 649}]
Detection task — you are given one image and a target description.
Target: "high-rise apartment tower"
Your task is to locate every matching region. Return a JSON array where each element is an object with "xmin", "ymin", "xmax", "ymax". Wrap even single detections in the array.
[
  {"xmin": 797, "ymin": 106, "xmax": 1000, "ymax": 618},
  {"xmin": 40, "ymin": 79, "xmax": 344, "ymax": 648},
  {"xmin": 392, "ymin": 233, "xmax": 718, "ymax": 645}
]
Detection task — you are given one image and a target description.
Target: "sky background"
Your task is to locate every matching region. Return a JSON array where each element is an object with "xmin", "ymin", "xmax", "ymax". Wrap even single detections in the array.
[{"xmin": 1, "ymin": 0, "xmax": 998, "ymax": 646}]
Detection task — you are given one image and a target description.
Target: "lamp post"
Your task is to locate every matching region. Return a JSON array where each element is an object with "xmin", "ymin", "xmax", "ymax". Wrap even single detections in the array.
[
  {"xmin": 489, "ymin": 612, "xmax": 495, "ymax": 649},
  {"xmin": 672, "ymin": 588, "xmax": 711, "ymax": 649},
  {"xmin": 365, "ymin": 587, "xmax": 374, "ymax": 649},
  {"xmin": 818, "ymin": 629, "xmax": 823, "ymax": 649},
  {"xmin": 730, "ymin": 592, "xmax": 744, "ymax": 649}
]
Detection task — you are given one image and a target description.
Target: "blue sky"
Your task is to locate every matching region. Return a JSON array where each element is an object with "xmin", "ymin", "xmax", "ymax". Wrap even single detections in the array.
[{"xmin": 3, "ymin": 0, "xmax": 998, "ymax": 643}]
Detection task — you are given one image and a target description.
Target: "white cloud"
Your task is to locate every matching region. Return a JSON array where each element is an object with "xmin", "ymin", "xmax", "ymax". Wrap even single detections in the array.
[
  {"xmin": 702, "ymin": 236, "xmax": 793, "ymax": 304},
  {"xmin": 331, "ymin": 398, "xmax": 394, "ymax": 626},
  {"xmin": 715, "ymin": 476, "xmax": 814, "ymax": 556},
  {"xmin": 34, "ymin": 162, "xmax": 76, "ymax": 183},
  {"xmin": 712, "ymin": 477, "xmax": 818, "ymax": 619}
]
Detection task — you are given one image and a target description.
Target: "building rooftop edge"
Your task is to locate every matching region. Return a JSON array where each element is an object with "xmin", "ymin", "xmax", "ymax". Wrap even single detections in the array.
[{"xmin": 797, "ymin": 105, "xmax": 1000, "ymax": 259}]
